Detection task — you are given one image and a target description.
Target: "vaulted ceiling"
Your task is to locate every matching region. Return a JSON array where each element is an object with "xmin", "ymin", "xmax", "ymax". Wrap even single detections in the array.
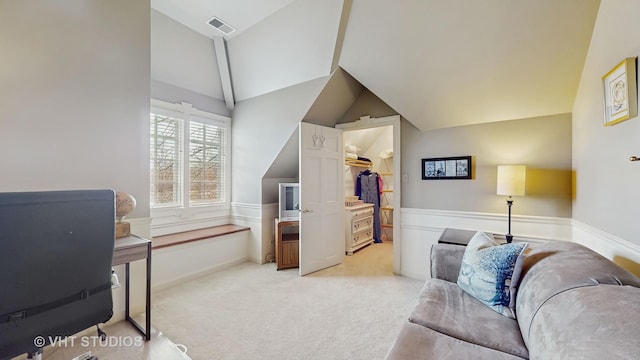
[{"xmin": 151, "ymin": 0, "xmax": 601, "ymax": 131}]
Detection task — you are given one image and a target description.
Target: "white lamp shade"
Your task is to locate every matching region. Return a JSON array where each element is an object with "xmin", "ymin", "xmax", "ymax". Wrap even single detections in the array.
[{"xmin": 497, "ymin": 165, "xmax": 526, "ymax": 196}]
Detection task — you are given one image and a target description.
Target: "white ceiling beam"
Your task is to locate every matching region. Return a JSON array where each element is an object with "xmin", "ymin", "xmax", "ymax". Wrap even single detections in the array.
[
  {"xmin": 331, "ymin": 0, "xmax": 352, "ymax": 72},
  {"xmin": 213, "ymin": 36, "xmax": 235, "ymax": 110}
]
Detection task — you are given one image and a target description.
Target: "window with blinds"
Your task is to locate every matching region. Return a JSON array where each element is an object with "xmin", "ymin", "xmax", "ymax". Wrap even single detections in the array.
[
  {"xmin": 189, "ymin": 121, "xmax": 225, "ymax": 205},
  {"xmin": 150, "ymin": 100, "xmax": 229, "ymax": 213},
  {"xmin": 150, "ymin": 113, "xmax": 182, "ymax": 207}
]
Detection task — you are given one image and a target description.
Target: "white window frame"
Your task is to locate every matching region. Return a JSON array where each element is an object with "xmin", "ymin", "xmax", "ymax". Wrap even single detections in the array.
[{"xmin": 150, "ymin": 99, "xmax": 231, "ymax": 235}]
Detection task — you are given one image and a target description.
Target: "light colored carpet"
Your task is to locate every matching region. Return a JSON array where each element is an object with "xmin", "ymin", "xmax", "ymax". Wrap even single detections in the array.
[
  {"xmin": 152, "ymin": 242, "xmax": 424, "ymax": 360},
  {"xmin": 28, "ymin": 321, "xmax": 188, "ymax": 360}
]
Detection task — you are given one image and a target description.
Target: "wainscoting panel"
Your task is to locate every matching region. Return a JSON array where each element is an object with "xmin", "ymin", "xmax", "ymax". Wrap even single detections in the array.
[
  {"xmin": 400, "ymin": 224, "xmax": 442, "ymax": 280},
  {"xmin": 152, "ymin": 231, "xmax": 249, "ymax": 290},
  {"xmin": 400, "ymin": 208, "xmax": 572, "ymax": 280},
  {"xmin": 261, "ymin": 203, "xmax": 279, "ymax": 264},
  {"xmin": 572, "ymin": 220, "xmax": 640, "ymax": 277},
  {"xmin": 231, "ymin": 202, "xmax": 262, "ymax": 263}
]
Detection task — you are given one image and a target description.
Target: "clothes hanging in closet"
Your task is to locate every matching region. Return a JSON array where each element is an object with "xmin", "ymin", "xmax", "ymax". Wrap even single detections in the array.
[{"xmin": 356, "ymin": 169, "xmax": 382, "ymax": 243}]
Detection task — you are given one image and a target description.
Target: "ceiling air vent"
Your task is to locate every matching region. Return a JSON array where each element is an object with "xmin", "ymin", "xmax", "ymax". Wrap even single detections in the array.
[{"xmin": 208, "ymin": 17, "xmax": 236, "ymax": 35}]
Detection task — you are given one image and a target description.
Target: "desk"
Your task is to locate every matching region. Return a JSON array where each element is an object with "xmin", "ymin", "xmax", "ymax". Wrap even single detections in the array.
[
  {"xmin": 113, "ymin": 234, "xmax": 151, "ymax": 340},
  {"xmin": 275, "ymin": 219, "xmax": 299, "ymax": 270}
]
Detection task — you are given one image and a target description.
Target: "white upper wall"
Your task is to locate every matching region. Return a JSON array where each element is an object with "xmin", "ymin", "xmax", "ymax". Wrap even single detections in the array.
[
  {"xmin": 0, "ymin": 0, "xmax": 151, "ymax": 218},
  {"xmin": 572, "ymin": 0, "xmax": 640, "ymax": 245},
  {"xmin": 152, "ymin": 9, "xmax": 224, "ymax": 100},
  {"xmin": 340, "ymin": 0, "xmax": 600, "ymax": 131},
  {"xmin": 227, "ymin": 0, "xmax": 343, "ymax": 101},
  {"xmin": 303, "ymin": 68, "xmax": 363, "ymax": 127},
  {"xmin": 401, "ymin": 114, "xmax": 573, "ymax": 218},
  {"xmin": 231, "ymin": 77, "xmax": 328, "ymax": 204}
]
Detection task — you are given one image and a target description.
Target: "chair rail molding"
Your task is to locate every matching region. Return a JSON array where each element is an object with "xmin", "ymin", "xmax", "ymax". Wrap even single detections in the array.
[
  {"xmin": 572, "ymin": 220, "xmax": 640, "ymax": 277},
  {"xmin": 230, "ymin": 202, "xmax": 262, "ymax": 222},
  {"xmin": 401, "ymin": 208, "xmax": 572, "ymax": 241}
]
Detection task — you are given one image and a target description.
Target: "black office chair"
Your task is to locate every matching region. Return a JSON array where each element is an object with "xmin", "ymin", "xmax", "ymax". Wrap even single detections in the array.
[{"xmin": 0, "ymin": 190, "xmax": 115, "ymax": 360}]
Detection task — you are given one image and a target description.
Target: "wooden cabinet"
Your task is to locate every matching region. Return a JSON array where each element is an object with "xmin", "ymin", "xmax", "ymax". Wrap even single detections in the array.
[
  {"xmin": 345, "ymin": 203, "xmax": 374, "ymax": 255},
  {"xmin": 275, "ymin": 218, "xmax": 299, "ymax": 270},
  {"xmin": 280, "ymin": 236, "xmax": 299, "ymax": 268}
]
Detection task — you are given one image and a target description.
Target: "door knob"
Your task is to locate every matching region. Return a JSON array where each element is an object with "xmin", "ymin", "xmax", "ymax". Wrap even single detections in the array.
[{"xmin": 301, "ymin": 208, "xmax": 313, "ymax": 214}]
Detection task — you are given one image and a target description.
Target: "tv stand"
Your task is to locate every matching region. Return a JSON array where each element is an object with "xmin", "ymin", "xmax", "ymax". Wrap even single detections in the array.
[{"xmin": 275, "ymin": 218, "xmax": 299, "ymax": 270}]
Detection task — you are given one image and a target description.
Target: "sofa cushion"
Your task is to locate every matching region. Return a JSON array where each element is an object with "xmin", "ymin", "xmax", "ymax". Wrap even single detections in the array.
[
  {"xmin": 515, "ymin": 241, "xmax": 640, "ymax": 345},
  {"xmin": 527, "ymin": 285, "xmax": 640, "ymax": 360},
  {"xmin": 409, "ymin": 279, "xmax": 529, "ymax": 359},
  {"xmin": 430, "ymin": 243, "xmax": 466, "ymax": 282},
  {"xmin": 457, "ymin": 231, "xmax": 528, "ymax": 318},
  {"xmin": 385, "ymin": 322, "xmax": 526, "ymax": 360}
]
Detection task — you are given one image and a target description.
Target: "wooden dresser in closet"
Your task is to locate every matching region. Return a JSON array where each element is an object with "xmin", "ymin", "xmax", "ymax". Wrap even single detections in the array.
[{"xmin": 344, "ymin": 203, "xmax": 374, "ymax": 255}]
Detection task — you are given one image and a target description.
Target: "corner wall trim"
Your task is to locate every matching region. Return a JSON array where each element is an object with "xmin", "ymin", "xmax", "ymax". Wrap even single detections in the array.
[{"xmin": 572, "ymin": 220, "xmax": 640, "ymax": 264}]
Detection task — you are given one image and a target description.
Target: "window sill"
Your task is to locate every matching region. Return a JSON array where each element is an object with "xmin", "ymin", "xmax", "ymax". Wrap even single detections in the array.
[{"xmin": 151, "ymin": 224, "xmax": 250, "ymax": 250}]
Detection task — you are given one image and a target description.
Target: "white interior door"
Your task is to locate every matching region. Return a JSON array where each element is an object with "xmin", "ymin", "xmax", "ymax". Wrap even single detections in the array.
[{"xmin": 299, "ymin": 122, "xmax": 344, "ymax": 276}]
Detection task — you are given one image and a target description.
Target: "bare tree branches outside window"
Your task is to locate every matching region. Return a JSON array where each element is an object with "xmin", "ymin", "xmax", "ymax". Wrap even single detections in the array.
[{"xmin": 150, "ymin": 112, "xmax": 225, "ymax": 208}]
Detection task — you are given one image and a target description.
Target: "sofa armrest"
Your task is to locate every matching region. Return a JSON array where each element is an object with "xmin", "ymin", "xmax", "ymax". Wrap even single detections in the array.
[
  {"xmin": 430, "ymin": 244, "xmax": 466, "ymax": 282},
  {"xmin": 437, "ymin": 228, "xmax": 477, "ymax": 246}
]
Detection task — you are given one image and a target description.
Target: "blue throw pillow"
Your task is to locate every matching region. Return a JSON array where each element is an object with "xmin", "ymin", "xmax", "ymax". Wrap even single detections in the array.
[{"xmin": 457, "ymin": 231, "xmax": 528, "ymax": 319}]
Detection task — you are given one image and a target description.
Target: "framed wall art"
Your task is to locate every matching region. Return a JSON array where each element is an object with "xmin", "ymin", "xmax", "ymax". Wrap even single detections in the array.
[
  {"xmin": 422, "ymin": 156, "xmax": 472, "ymax": 180},
  {"xmin": 602, "ymin": 57, "xmax": 637, "ymax": 126}
]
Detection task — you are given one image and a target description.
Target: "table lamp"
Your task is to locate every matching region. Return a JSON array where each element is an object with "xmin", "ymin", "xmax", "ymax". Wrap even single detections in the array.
[{"xmin": 496, "ymin": 165, "xmax": 526, "ymax": 243}]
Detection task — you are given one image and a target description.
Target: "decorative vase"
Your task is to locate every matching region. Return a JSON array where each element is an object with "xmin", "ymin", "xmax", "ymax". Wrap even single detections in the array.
[{"xmin": 115, "ymin": 192, "xmax": 136, "ymax": 238}]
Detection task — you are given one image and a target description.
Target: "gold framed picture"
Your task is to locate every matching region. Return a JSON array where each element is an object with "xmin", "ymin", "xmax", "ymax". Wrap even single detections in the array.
[{"xmin": 602, "ymin": 57, "xmax": 637, "ymax": 126}]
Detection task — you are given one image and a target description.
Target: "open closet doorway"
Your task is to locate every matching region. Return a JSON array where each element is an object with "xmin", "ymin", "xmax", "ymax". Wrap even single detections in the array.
[{"xmin": 337, "ymin": 115, "xmax": 401, "ymax": 275}]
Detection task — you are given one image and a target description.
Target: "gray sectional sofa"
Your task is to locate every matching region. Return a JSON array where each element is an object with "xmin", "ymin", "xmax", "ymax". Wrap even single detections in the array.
[{"xmin": 385, "ymin": 238, "xmax": 640, "ymax": 359}]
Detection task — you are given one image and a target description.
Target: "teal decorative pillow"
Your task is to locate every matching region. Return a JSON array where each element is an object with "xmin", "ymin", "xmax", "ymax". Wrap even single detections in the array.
[{"xmin": 457, "ymin": 231, "xmax": 528, "ymax": 319}]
